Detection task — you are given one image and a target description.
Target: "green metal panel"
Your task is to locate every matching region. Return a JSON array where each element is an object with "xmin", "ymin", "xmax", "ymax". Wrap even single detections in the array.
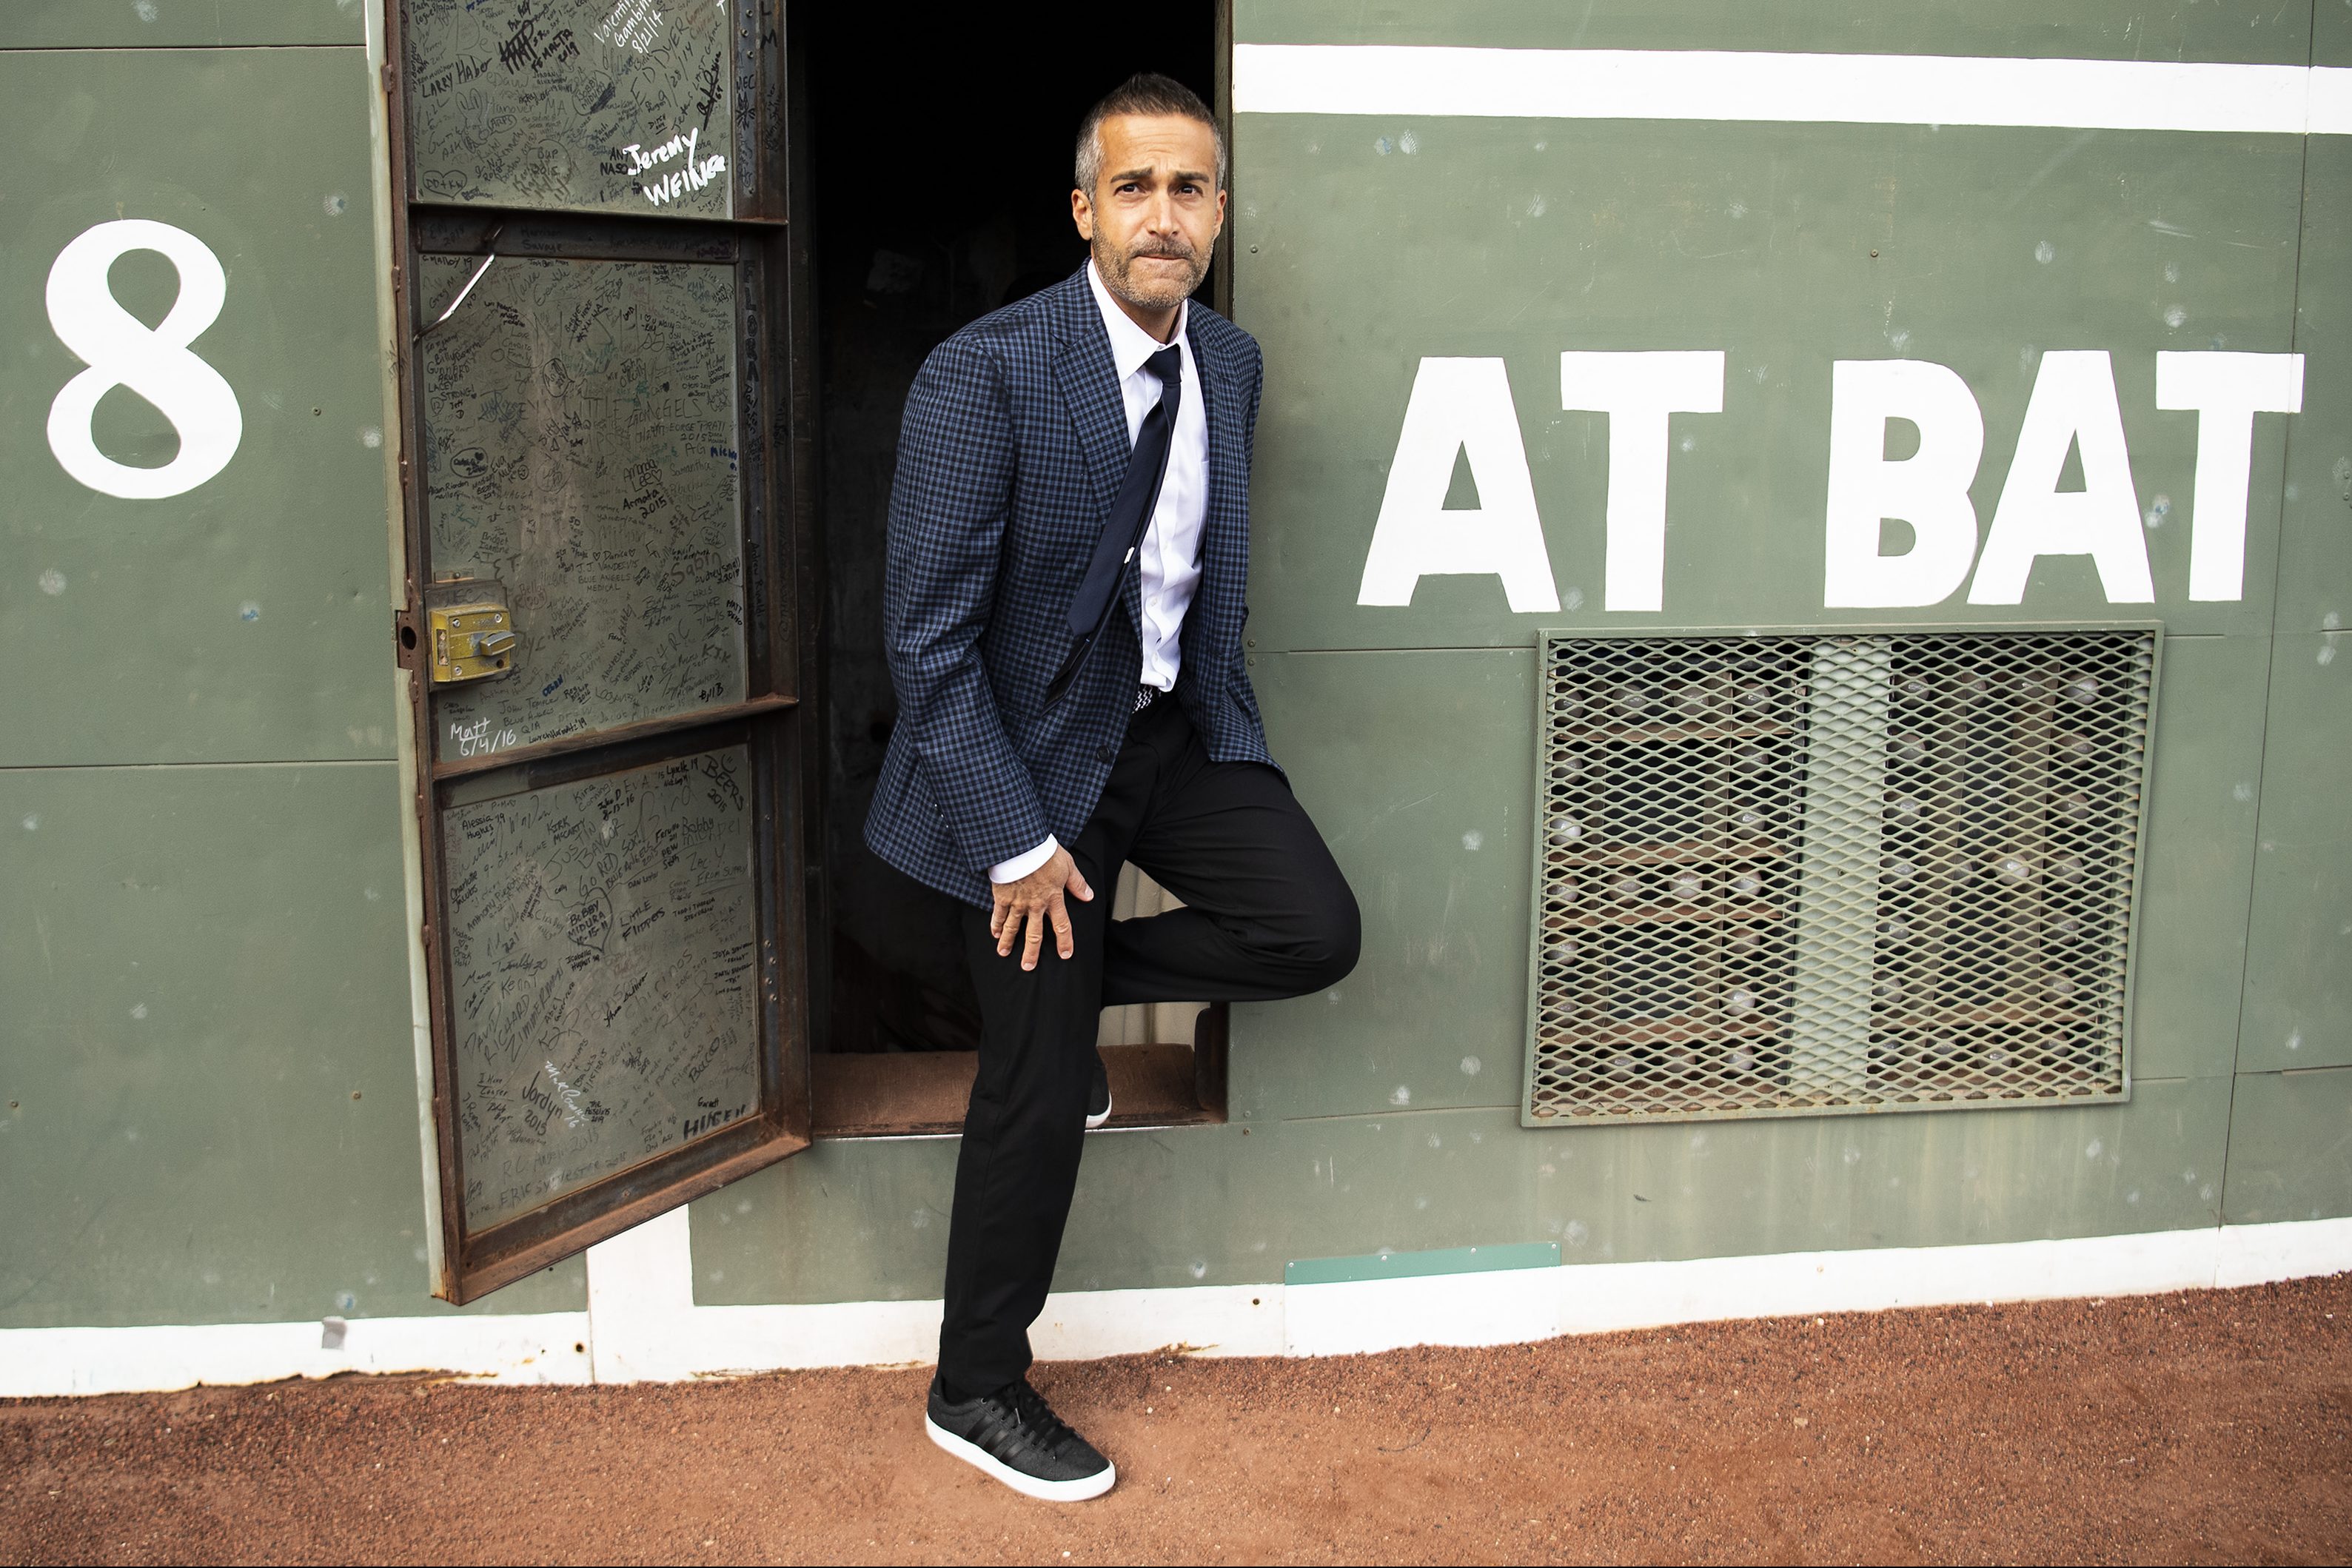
[
  {"xmin": 2129, "ymin": 634, "xmax": 2267, "ymax": 1079},
  {"xmin": 2319, "ymin": 2, "xmax": 2352, "ymax": 70},
  {"xmin": 688, "ymin": 1133, "xmax": 960, "ymax": 1307},
  {"xmin": 2236, "ymin": 631, "xmax": 2352, "ymax": 1071},
  {"xmin": 1247, "ymin": 1079, "xmax": 2227, "ymax": 1273},
  {"xmin": 692, "ymin": 1114, "xmax": 1341, "ymax": 1304},
  {"xmin": 1235, "ymin": 1, "xmax": 2314, "ymax": 64},
  {"xmin": 2275, "ymin": 135, "xmax": 2352, "ymax": 636},
  {"xmin": 0, "ymin": 762, "xmax": 580, "ymax": 1326},
  {"xmin": 2222, "ymin": 1067, "xmax": 2352, "ymax": 1224},
  {"xmin": 0, "ymin": 46, "xmax": 396, "ymax": 766},
  {"xmin": 1521, "ymin": 1072, "xmax": 2226, "ymax": 1262},
  {"xmin": 1236, "ymin": 121, "xmax": 2299, "ymax": 652},
  {"xmin": 1239, "ymin": 649, "xmax": 1532, "ymax": 1121},
  {"xmin": 696, "ymin": 1071, "xmax": 2229, "ymax": 1304},
  {"xmin": 0, "ymin": 1, "xmax": 360, "ymax": 50}
]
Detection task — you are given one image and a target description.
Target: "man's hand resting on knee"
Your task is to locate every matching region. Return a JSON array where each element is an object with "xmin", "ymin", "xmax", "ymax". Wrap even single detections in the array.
[{"xmin": 991, "ymin": 847, "xmax": 1095, "ymax": 971}]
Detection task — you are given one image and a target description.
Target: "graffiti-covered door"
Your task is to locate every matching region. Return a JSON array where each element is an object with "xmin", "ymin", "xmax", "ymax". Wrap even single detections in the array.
[{"xmin": 389, "ymin": 0, "xmax": 811, "ymax": 1301}]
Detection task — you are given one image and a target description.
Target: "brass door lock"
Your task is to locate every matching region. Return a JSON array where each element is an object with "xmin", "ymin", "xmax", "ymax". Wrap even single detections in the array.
[{"xmin": 423, "ymin": 581, "xmax": 518, "ymax": 685}]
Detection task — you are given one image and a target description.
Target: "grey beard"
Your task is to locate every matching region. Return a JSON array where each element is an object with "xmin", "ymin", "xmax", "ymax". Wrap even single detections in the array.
[{"xmin": 1096, "ymin": 236, "xmax": 1205, "ymax": 310}]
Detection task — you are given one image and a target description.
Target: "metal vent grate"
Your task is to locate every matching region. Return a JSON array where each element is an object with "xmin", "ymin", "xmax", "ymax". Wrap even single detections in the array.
[{"xmin": 1525, "ymin": 629, "xmax": 2156, "ymax": 1125}]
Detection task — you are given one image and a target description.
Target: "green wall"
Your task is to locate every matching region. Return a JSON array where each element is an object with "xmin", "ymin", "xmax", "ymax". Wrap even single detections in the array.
[
  {"xmin": 696, "ymin": 0, "xmax": 2352, "ymax": 1307},
  {"xmin": 0, "ymin": 8, "xmax": 579, "ymax": 1325},
  {"xmin": 3, "ymin": 1, "xmax": 2345, "ymax": 1329}
]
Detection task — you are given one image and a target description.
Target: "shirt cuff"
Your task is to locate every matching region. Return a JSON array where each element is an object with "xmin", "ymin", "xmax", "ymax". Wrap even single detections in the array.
[{"xmin": 988, "ymin": 835, "xmax": 1059, "ymax": 885}]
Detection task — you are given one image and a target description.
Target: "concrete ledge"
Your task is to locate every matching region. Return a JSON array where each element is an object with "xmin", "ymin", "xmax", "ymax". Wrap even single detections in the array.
[{"xmin": 6, "ymin": 1214, "xmax": 2348, "ymax": 1396}]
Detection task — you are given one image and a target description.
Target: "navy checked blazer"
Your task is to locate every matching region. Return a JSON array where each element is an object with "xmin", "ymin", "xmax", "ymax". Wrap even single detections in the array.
[{"xmin": 864, "ymin": 265, "xmax": 1273, "ymax": 909}]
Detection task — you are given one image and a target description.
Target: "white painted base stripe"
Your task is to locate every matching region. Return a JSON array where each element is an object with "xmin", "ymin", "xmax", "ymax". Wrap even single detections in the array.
[
  {"xmin": 5, "ymin": 1219, "xmax": 2347, "ymax": 1396},
  {"xmin": 1234, "ymin": 45, "xmax": 2352, "ymax": 137},
  {"xmin": 0, "ymin": 1313, "xmax": 592, "ymax": 1398},
  {"xmin": 1557, "ymin": 1225, "xmax": 2301, "ymax": 1336},
  {"xmin": 1033, "ymin": 1282, "xmax": 1289, "ymax": 1361},
  {"xmin": 587, "ymin": 1284, "xmax": 1283, "ymax": 1380},
  {"xmin": 1279, "ymin": 1219, "xmax": 2352, "ymax": 1355},
  {"xmin": 1284, "ymin": 1263, "xmax": 1561, "ymax": 1356}
]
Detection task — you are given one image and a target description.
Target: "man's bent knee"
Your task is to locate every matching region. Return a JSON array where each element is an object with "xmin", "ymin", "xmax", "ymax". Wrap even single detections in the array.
[{"xmin": 1286, "ymin": 882, "xmax": 1361, "ymax": 994}]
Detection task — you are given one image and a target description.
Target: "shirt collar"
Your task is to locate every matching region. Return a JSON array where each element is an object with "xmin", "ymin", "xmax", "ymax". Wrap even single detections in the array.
[{"xmin": 1086, "ymin": 258, "xmax": 1187, "ymax": 381}]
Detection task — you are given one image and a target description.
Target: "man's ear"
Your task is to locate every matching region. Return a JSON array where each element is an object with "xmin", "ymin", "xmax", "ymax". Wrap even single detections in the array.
[{"xmin": 1071, "ymin": 188, "xmax": 1094, "ymax": 242}]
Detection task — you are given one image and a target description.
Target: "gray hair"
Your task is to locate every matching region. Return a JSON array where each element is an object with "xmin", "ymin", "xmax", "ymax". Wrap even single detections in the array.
[{"xmin": 1073, "ymin": 73, "xmax": 1226, "ymax": 196}]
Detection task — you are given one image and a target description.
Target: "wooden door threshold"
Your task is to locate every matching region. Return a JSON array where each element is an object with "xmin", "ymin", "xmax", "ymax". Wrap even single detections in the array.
[{"xmin": 812, "ymin": 1043, "xmax": 1220, "ymax": 1138}]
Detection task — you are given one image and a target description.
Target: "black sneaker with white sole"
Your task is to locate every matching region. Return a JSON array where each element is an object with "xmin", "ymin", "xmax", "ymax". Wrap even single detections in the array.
[
  {"xmin": 925, "ymin": 1375, "xmax": 1116, "ymax": 1501},
  {"xmin": 1085, "ymin": 1053, "xmax": 1112, "ymax": 1130}
]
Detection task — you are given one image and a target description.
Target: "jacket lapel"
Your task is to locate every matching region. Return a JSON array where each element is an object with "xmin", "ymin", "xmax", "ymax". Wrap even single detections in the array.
[
  {"xmin": 1187, "ymin": 311, "xmax": 1246, "ymax": 594},
  {"xmin": 1049, "ymin": 271, "xmax": 1130, "ymax": 525},
  {"xmin": 1176, "ymin": 307, "xmax": 1251, "ymax": 606}
]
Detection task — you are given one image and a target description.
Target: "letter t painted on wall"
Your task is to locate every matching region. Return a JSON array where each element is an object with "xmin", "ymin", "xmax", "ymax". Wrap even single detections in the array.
[
  {"xmin": 1560, "ymin": 352, "xmax": 1724, "ymax": 613},
  {"xmin": 2155, "ymin": 351, "xmax": 2304, "ymax": 603}
]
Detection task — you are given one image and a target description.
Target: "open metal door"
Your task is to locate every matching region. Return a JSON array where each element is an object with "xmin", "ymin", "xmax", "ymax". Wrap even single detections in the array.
[{"xmin": 386, "ymin": 0, "xmax": 813, "ymax": 1301}]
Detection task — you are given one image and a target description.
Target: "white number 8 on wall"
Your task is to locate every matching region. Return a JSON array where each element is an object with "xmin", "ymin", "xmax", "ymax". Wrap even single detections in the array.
[{"xmin": 45, "ymin": 219, "xmax": 242, "ymax": 500}]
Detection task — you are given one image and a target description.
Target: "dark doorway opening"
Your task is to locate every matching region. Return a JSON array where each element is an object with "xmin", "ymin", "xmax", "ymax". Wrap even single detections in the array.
[{"xmin": 800, "ymin": 3, "xmax": 1227, "ymax": 1133}]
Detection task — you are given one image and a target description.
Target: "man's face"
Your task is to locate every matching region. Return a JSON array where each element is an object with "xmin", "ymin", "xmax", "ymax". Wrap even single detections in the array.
[{"xmin": 1072, "ymin": 113, "xmax": 1225, "ymax": 312}]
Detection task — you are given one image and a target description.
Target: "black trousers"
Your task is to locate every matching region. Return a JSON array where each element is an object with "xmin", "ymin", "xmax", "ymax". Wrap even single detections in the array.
[{"xmin": 938, "ymin": 697, "xmax": 1361, "ymax": 1392}]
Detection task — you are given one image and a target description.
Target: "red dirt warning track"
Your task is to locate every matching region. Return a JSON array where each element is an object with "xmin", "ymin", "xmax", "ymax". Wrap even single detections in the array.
[{"xmin": 5, "ymin": 1275, "xmax": 2350, "ymax": 1564}]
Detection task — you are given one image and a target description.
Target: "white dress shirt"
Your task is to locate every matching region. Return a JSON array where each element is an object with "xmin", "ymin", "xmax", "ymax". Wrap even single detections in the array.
[{"xmin": 988, "ymin": 262, "xmax": 1210, "ymax": 885}]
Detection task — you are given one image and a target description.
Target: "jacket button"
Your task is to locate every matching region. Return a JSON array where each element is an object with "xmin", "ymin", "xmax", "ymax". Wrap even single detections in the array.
[{"xmin": 1096, "ymin": 744, "xmax": 1118, "ymax": 763}]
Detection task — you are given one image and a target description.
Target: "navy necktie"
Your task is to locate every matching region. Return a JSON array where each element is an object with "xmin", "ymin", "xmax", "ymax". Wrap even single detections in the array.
[{"xmin": 1048, "ymin": 344, "xmax": 1184, "ymax": 703}]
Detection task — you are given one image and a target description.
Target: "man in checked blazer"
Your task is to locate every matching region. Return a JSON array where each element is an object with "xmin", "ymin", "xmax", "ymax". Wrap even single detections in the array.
[{"xmin": 866, "ymin": 74, "xmax": 1360, "ymax": 1501}]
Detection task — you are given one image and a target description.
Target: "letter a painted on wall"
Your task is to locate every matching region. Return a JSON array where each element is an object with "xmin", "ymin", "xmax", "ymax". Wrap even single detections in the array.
[
  {"xmin": 1969, "ymin": 350, "xmax": 2154, "ymax": 606},
  {"xmin": 1358, "ymin": 357, "xmax": 1558, "ymax": 613}
]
